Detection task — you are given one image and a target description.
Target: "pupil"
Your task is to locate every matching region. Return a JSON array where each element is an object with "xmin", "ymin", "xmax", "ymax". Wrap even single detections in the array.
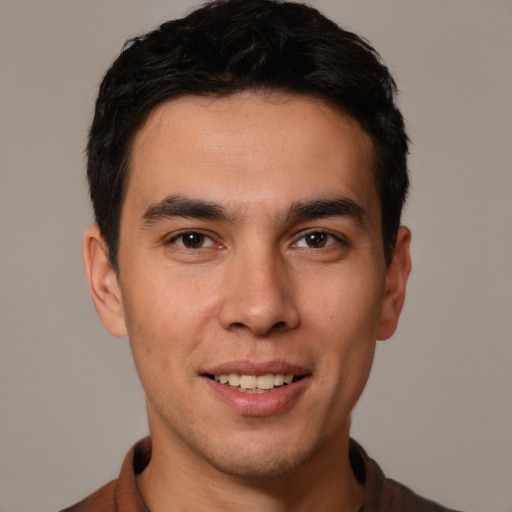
[
  {"xmin": 184, "ymin": 233, "xmax": 204, "ymax": 248},
  {"xmin": 307, "ymin": 232, "xmax": 326, "ymax": 248}
]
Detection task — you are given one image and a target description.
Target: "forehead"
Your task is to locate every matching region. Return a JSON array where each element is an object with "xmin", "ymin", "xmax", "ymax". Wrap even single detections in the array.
[{"xmin": 126, "ymin": 92, "xmax": 379, "ymax": 222}]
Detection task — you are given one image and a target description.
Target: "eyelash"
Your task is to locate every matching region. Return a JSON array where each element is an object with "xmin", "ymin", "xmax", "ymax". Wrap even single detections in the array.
[
  {"xmin": 166, "ymin": 229, "xmax": 349, "ymax": 251},
  {"xmin": 292, "ymin": 230, "xmax": 349, "ymax": 249},
  {"xmin": 166, "ymin": 231, "xmax": 218, "ymax": 249}
]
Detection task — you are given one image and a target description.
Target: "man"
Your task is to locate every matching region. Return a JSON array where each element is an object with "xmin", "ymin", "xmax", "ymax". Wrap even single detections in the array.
[{"xmin": 65, "ymin": 0, "xmax": 461, "ymax": 510}]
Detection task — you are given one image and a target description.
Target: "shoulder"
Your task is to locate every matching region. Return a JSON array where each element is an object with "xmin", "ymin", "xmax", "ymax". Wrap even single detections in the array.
[
  {"xmin": 349, "ymin": 439, "xmax": 464, "ymax": 512},
  {"xmin": 59, "ymin": 480, "xmax": 117, "ymax": 512},
  {"xmin": 381, "ymin": 477, "xmax": 463, "ymax": 512},
  {"xmin": 59, "ymin": 437, "xmax": 151, "ymax": 512}
]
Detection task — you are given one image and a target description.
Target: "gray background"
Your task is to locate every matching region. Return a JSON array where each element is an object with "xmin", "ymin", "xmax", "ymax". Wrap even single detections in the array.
[{"xmin": 1, "ymin": 1, "xmax": 511, "ymax": 511}]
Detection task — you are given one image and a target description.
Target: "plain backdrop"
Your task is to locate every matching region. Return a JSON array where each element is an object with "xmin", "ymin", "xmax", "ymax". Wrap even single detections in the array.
[{"xmin": 1, "ymin": 1, "xmax": 511, "ymax": 511}]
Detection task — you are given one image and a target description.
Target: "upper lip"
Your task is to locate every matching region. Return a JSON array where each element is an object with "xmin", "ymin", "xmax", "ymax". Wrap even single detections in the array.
[{"xmin": 203, "ymin": 359, "xmax": 311, "ymax": 377}]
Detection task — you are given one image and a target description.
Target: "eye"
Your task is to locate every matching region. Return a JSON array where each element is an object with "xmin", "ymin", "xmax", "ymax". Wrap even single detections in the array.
[
  {"xmin": 294, "ymin": 231, "xmax": 343, "ymax": 249},
  {"xmin": 170, "ymin": 231, "xmax": 216, "ymax": 249}
]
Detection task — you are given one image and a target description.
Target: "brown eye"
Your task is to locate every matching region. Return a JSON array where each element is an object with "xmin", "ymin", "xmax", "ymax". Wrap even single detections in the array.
[
  {"xmin": 171, "ymin": 232, "xmax": 215, "ymax": 249},
  {"xmin": 182, "ymin": 232, "xmax": 205, "ymax": 248},
  {"xmin": 305, "ymin": 232, "xmax": 328, "ymax": 248},
  {"xmin": 294, "ymin": 231, "xmax": 344, "ymax": 250}
]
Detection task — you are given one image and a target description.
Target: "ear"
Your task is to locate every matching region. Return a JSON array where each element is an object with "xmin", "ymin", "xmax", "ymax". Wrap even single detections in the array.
[
  {"xmin": 377, "ymin": 226, "xmax": 412, "ymax": 340},
  {"xmin": 83, "ymin": 224, "xmax": 127, "ymax": 338}
]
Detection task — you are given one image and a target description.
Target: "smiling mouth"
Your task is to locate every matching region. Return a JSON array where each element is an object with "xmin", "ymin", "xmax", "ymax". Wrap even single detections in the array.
[{"xmin": 205, "ymin": 373, "xmax": 305, "ymax": 394}]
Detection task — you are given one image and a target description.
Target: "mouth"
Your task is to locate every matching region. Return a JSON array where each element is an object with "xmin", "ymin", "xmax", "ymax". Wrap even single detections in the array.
[
  {"xmin": 204, "ymin": 373, "xmax": 306, "ymax": 394},
  {"xmin": 202, "ymin": 363, "xmax": 311, "ymax": 416}
]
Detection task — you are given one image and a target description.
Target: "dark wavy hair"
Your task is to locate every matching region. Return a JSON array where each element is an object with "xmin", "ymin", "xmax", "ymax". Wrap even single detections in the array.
[{"xmin": 87, "ymin": 0, "xmax": 409, "ymax": 271}]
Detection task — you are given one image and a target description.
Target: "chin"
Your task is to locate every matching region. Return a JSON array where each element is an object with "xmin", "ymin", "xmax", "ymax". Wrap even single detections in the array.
[{"xmin": 195, "ymin": 434, "xmax": 318, "ymax": 480}]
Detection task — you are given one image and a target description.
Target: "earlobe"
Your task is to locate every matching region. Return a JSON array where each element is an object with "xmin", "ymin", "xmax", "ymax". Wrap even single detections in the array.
[
  {"xmin": 377, "ymin": 226, "xmax": 412, "ymax": 341},
  {"xmin": 83, "ymin": 224, "xmax": 128, "ymax": 338}
]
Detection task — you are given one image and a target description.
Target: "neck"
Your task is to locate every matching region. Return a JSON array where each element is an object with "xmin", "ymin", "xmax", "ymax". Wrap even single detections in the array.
[{"xmin": 137, "ymin": 424, "xmax": 364, "ymax": 512}]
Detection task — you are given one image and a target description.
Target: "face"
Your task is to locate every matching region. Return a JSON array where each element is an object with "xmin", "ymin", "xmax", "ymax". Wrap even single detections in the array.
[{"xmin": 85, "ymin": 92, "xmax": 410, "ymax": 479}]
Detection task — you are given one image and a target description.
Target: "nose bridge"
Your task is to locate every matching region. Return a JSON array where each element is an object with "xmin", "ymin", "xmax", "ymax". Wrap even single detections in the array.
[{"xmin": 219, "ymin": 240, "xmax": 299, "ymax": 335}]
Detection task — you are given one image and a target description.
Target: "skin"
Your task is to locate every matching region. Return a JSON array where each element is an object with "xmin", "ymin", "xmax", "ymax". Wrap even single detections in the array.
[{"xmin": 84, "ymin": 92, "xmax": 411, "ymax": 511}]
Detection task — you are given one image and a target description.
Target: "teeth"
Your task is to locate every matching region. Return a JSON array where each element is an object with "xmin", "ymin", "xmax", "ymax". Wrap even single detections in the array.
[
  {"xmin": 239, "ymin": 375, "xmax": 257, "ymax": 389},
  {"xmin": 256, "ymin": 374, "xmax": 275, "ymax": 390},
  {"xmin": 214, "ymin": 373, "xmax": 296, "ymax": 391},
  {"xmin": 274, "ymin": 374, "xmax": 285, "ymax": 386},
  {"xmin": 228, "ymin": 373, "xmax": 240, "ymax": 386}
]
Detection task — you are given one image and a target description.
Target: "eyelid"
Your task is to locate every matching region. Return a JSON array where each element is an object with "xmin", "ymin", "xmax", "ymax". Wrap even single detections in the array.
[
  {"xmin": 163, "ymin": 228, "xmax": 349, "ymax": 250},
  {"xmin": 292, "ymin": 229, "xmax": 350, "ymax": 248},
  {"xmin": 166, "ymin": 229, "xmax": 219, "ymax": 249}
]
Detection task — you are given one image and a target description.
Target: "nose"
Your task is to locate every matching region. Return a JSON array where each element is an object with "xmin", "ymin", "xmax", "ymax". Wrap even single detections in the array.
[{"xmin": 219, "ymin": 247, "xmax": 300, "ymax": 336}]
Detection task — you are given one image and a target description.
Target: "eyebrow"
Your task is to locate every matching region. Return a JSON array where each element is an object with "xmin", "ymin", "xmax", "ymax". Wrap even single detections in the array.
[
  {"xmin": 141, "ymin": 195, "xmax": 233, "ymax": 226},
  {"xmin": 286, "ymin": 197, "xmax": 367, "ymax": 226},
  {"xmin": 141, "ymin": 194, "xmax": 367, "ymax": 228}
]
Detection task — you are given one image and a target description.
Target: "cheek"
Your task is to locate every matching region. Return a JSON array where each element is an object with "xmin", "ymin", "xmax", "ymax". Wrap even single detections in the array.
[
  {"xmin": 123, "ymin": 263, "xmax": 216, "ymax": 331},
  {"xmin": 303, "ymin": 263, "xmax": 385, "ymax": 337},
  {"xmin": 303, "ymin": 264, "xmax": 383, "ymax": 393},
  {"xmin": 121, "ymin": 278, "xmax": 199, "ymax": 372}
]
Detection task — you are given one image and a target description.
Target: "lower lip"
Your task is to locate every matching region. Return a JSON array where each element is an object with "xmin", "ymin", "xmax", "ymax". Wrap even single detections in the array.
[{"xmin": 202, "ymin": 376, "xmax": 310, "ymax": 417}]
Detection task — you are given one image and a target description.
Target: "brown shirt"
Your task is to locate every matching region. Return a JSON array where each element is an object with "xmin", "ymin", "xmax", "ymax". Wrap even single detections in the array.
[{"xmin": 61, "ymin": 437, "xmax": 462, "ymax": 512}]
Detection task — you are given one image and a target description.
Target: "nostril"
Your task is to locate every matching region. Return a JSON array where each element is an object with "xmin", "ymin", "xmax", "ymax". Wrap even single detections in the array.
[{"xmin": 229, "ymin": 320, "xmax": 288, "ymax": 334}]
